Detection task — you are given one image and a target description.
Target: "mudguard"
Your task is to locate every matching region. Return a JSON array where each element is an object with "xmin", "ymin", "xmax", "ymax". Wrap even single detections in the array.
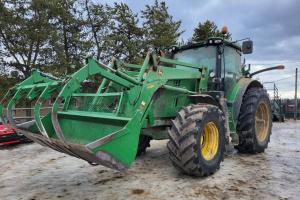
[{"xmin": 227, "ymin": 78, "xmax": 263, "ymax": 133}]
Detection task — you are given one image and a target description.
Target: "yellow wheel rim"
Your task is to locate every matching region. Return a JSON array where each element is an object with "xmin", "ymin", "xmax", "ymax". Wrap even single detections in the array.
[
  {"xmin": 200, "ymin": 122, "xmax": 219, "ymax": 161},
  {"xmin": 255, "ymin": 102, "xmax": 270, "ymax": 143}
]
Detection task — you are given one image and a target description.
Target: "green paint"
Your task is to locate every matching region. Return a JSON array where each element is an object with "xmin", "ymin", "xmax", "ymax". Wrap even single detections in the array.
[
  {"xmin": 226, "ymin": 82, "xmax": 241, "ymax": 134},
  {"xmin": 0, "ymin": 38, "xmax": 261, "ymax": 171}
]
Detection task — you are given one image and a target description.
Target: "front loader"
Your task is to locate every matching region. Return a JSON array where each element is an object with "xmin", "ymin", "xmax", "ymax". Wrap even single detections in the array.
[{"xmin": 1, "ymin": 34, "xmax": 284, "ymax": 176}]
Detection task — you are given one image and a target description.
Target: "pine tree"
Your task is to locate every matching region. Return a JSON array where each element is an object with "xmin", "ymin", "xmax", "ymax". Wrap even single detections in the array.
[
  {"xmin": 192, "ymin": 20, "xmax": 231, "ymax": 42},
  {"xmin": 105, "ymin": 3, "xmax": 144, "ymax": 63},
  {"xmin": 0, "ymin": 0, "xmax": 52, "ymax": 78},
  {"xmin": 82, "ymin": 0, "xmax": 111, "ymax": 61},
  {"xmin": 47, "ymin": 0, "xmax": 91, "ymax": 74},
  {"xmin": 141, "ymin": 0, "xmax": 183, "ymax": 49}
]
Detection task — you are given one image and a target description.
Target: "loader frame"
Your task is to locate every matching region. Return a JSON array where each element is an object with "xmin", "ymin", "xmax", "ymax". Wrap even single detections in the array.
[{"xmin": 0, "ymin": 38, "xmax": 266, "ymax": 171}]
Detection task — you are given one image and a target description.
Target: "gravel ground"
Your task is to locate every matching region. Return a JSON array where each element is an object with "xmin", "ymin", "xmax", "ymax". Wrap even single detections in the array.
[{"xmin": 0, "ymin": 120, "xmax": 300, "ymax": 200}]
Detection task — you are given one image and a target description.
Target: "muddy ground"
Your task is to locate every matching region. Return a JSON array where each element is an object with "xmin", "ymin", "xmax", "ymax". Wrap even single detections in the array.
[{"xmin": 0, "ymin": 121, "xmax": 299, "ymax": 200}]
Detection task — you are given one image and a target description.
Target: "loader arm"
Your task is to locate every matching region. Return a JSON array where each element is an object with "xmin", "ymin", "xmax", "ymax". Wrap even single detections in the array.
[{"xmin": 1, "ymin": 53, "xmax": 206, "ymax": 171}]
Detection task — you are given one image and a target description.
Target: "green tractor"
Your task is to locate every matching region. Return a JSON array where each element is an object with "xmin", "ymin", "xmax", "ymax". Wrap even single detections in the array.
[{"xmin": 0, "ymin": 34, "xmax": 284, "ymax": 176}]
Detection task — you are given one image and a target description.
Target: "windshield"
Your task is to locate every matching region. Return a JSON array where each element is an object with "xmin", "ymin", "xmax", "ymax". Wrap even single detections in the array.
[{"xmin": 173, "ymin": 46, "xmax": 216, "ymax": 71}]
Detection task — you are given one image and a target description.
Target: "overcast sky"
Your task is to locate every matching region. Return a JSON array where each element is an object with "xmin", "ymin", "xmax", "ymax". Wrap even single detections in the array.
[{"xmin": 102, "ymin": 0, "xmax": 300, "ymax": 98}]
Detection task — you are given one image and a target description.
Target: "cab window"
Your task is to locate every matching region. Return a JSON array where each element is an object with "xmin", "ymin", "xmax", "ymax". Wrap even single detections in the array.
[
  {"xmin": 223, "ymin": 47, "xmax": 241, "ymax": 76},
  {"xmin": 173, "ymin": 46, "xmax": 216, "ymax": 72},
  {"xmin": 223, "ymin": 46, "xmax": 241, "ymax": 93}
]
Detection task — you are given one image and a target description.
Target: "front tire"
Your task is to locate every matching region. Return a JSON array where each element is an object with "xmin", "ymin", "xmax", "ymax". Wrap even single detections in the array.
[
  {"xmin": 167, "ymin": 104, "xmax": 225, "ymax": 177},
  {"xmin": 236, "ymin": 87, "xmax": 272, "ymax": 153}
]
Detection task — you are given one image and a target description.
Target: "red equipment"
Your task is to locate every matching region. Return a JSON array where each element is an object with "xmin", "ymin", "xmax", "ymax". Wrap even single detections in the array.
[{"xmin": 0, "ymin": 121, "xmax": 30, "ymax": 146}]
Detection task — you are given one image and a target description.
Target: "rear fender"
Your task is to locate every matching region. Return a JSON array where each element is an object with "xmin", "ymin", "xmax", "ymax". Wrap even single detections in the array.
[{"xmin": 227, "ymin": 78, "xmax": 263, "ymax": 132}]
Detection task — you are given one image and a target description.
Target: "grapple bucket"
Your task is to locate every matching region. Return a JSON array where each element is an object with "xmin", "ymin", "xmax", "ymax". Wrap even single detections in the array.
[
  {"xmin": 49, "ymin": 109, "xmax": 141, "ymax": 171},
  {"xmin": 0, "ymin": 69, "xmax": 62, "ymax": 138},
  {"xmin": 1, "ymin": 58, "xmax": 155, "ymax": 171},
  {"xmin": 0, "ymin": 70, "xmax": 64, "ymax": 150}
]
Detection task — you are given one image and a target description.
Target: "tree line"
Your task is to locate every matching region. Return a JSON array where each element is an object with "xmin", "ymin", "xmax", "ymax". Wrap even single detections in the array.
[{"xmin": 0, "ymin": 0, "xmax": 230, "ymax": 95}]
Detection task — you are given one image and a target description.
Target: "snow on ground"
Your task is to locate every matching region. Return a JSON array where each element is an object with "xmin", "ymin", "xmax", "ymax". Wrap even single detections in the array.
[{"xmin": 0, "ymin": 121, "xmax": 300, "ymax": 200}]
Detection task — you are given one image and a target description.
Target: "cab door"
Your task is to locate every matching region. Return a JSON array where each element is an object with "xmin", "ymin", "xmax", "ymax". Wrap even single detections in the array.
[{"xmin": 223, "ymin": 46, "xmax": 242, "ymax": 96}]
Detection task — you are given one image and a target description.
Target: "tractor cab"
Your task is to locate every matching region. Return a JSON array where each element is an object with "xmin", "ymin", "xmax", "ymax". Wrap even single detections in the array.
[{"xmin": 171, "ymin": 37, "xmax": 253, "ymax": 94}]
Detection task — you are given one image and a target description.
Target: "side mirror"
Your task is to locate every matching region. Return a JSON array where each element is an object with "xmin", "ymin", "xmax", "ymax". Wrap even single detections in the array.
[{"xmin": 242, "ymin": 40, "xmax": 253, "ymax": 54}]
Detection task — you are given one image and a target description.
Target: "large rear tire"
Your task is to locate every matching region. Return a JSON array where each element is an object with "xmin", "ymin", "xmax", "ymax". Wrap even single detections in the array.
[
  {"xmin": 167, "ymin": 104, "xmax": 225, "ymax": 177},
  {"xmin": 236, "ymin": 87, "xmax": 272, "ymax": 153}
]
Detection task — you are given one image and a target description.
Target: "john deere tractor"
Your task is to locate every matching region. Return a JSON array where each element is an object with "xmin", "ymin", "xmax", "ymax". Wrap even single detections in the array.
[{"xmin": 0, "ymin": 33, "xmax": 284, "ymax": 176}]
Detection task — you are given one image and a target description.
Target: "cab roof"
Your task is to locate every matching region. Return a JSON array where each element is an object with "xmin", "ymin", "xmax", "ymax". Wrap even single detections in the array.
[{"xmin": 172, "ymin": 37, "xmax": 241, "ymax": 53}]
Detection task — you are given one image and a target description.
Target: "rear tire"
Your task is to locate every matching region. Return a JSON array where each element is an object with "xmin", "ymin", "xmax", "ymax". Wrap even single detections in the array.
[
  {"xmin": 236, "ymin": 87, "xmax": 272, "ymax": 153},
  {"xmin": 167, "ymin": 104, "xmax": 225, "ymax": 177}
]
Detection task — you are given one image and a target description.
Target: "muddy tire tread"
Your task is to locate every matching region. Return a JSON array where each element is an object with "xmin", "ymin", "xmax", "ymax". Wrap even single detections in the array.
[
  {"xmin": 236, "ymin": 87, "xmax": 272, "ymax": 153},
  {"xmin": 167, "ymin": 104, "xmax": 225, "ymax": 177}
]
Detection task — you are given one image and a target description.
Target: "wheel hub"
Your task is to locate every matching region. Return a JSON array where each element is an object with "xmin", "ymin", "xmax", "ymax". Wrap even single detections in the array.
[
  {"xmin": 200, "ymin": 122, "xmax": 219, "ymax": 161},
  {"xmin": 255, "ymin": 102, "xmax": 270, "ymax": 142}
]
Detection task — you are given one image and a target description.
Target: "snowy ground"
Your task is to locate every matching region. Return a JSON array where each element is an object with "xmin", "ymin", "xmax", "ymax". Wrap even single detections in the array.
[{"xmin": 0, "ymin": 121, "xmax": 299, "ymax": 200}]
